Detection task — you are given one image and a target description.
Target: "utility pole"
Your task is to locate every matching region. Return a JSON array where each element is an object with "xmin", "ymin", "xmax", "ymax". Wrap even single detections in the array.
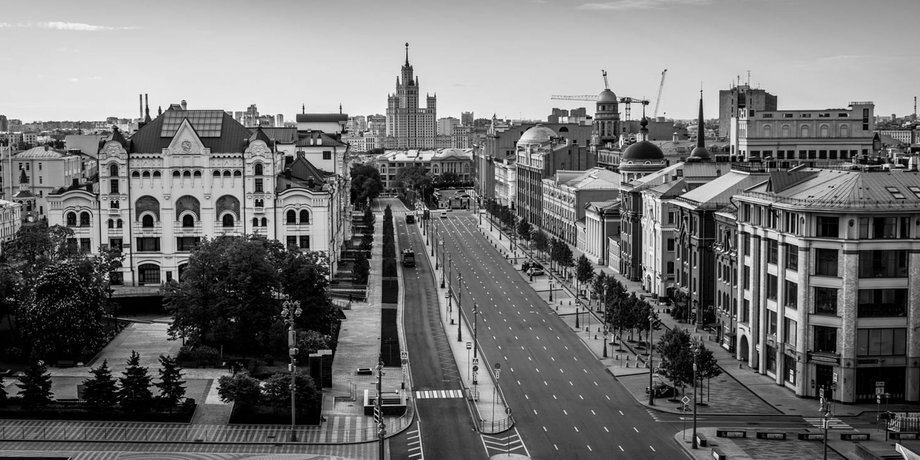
[
  {"xmin": 457, "ymin": 272, "xmax": 463, "ymax": 342},
  {"xmin": 376, "ymin": 356, "xmax": 385, "ymax": 459},
  {"xmin": 691, "ymin": 338, "xmax": 699, "ymax": 449},
  {"xmin": 473, "ymin": 302, "xmax": 478, "ymax": 359},
  {"xmin": 648, "ymin": 312, "xmax": 655, "ymax": 406}
]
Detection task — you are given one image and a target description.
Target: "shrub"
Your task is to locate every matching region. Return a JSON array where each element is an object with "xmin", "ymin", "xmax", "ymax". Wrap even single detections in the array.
[
  {"xmin": 82, "ymin": 360, "xmax": 118, "ymax": 411},
  {"xmin": 118, "ymin": 351, "xmax": 153, "ymax": 413},
  {"xmin": 217, "ymin": 372, "xmax": 261, "ymax": 408}
]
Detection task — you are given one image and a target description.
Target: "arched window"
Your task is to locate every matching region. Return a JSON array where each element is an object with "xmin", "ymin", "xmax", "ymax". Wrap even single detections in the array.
[
  {"xmin": 222, "ymin": 214, "xmax": 235, "ymax": 228},
  {"xmin": 800, "ymin": 125, "xmax": 810, "ymax": 137},
  {"xmin": 213, "ymin": 170, "xmax": 221, "ymax": 177},
  {"xmin": 286, "ymin": 210, "xmax": 297, "ymax": 224},
  {"xmin": 109, "ymin": 163, "xmax": 119, "ymax": 176},
  {"xmin": 781, "ymin": 125, "xmax": 790, "ymax": 138},
  {"xmin": 840, "ymin": 124, "xmax": 850, "ymax": 137},
  {"xmin": 261, "ymin": 217, "xmax": 267, "ymax": 227},
  {"xmin": 178, "ymin": 263, "xmax": 188, "ymax": 282},
  {"xmin": 79, "ymin": 212, "xmax": 90, "ymax": 227},
  {"xmin": 66, "ymin": 212, "xmax": 77, "ymax": 226},
  {"xmin": 252, "ymin": 217, "xmax": 259, "ymax": 227},
  {"xmin": 142, "ymin": 171, "xmax": 151, "ymax": 178},
  {"xmin": 300, "ymin": 210, "xmax": 310, "ymax": 224},
  {"xmin": 193, "ymin": 170, "xmax": 201, "ymax": 178},
  {"xmin": 153, "ymin": 171, "xmax": 161, "ymax": 178},
  {"xmin": 117, "ymin": 219, "xmax": 123, "ymax": 228},
  {"xmin": 233, "ymin": 170, "xmax": 242, "ymax": 177},
  {"xmin": 108, "ymin": 218, "xmax": 114, "ymax": 229},
  {"xmin": 223, "ymin": 170, "xmax": 231, "ymax": 178},
  {"xmin": 138, "ymin": 263, "xmax": 160, "ymax": 285},
  {"xmin": 762, "ymin": 125, "xmax": 772, "ymax": 137},
  {"xmin": 132, "ymin": 171, "xmax": 140, "ymax": 178},
  {"xmin": 183, "ymin": 171, "xmax": 191, "ymax": 178},
  {"xmin": 819, "ymin": 124, "xmax": 829, "ymax": 137},
  {"xmin": 254, "ymin": 163, "xmax": 263, "ymax": 176},
  {"xmin": 142, "ymin": 215, "xmax": 155, "ymax": 228},
  {"xmin": 182, "ymin": 214, "xmax": 194, "ymax": 228},
  {"xmin": 173, "ymin": 171, "xmax": 181, "ymax": 178}
]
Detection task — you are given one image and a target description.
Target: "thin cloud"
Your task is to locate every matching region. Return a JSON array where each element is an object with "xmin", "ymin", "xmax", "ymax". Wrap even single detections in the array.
[
  {"xmin": 578, "ymin": 0, "xmax": 711, "ymax": 10},
  {"xmin": 0, "ymin": 21, "xmax": 136, "ymax": 31}
]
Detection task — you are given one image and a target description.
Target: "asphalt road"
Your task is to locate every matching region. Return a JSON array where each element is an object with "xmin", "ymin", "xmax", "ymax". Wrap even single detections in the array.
[
  {"xmin": 384, "ymin": 198, "xmax": 485, "ymax": 460},
  {"xmin": 434, "ymin": 211, "xmax": 687, "ymax": 459}
]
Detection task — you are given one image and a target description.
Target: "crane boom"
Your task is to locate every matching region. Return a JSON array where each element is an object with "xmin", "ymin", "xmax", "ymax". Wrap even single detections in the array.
[
  {"xmin": 550, "ymin": 95, "xmax": 598, "ymax": 101},
  {"xmin": 653, "ymin": 69, "xmax": 667, "ymax": 118}
]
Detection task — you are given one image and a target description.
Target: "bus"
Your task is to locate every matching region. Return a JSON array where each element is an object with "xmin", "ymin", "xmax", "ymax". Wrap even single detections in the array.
[{"xmin": 401, "ymin": 249, "xmax": 415, "ymax": 267}]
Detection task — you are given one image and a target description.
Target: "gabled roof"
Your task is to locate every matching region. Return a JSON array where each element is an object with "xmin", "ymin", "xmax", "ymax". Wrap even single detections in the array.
[
  {"xmin": 16, "ymin": 146, "xmax": 70, "ymax": 159},
  {"xmin": 676, "ymin": 171, "xmax": 766, "ymax": 210},
  {"xmin": 249, "ymin": 126, "xmax": 274, "ymax": 147},
  {"xmin": 261, "ymin": 127, "xmax": 298, "ymax": 144},
  {"xmin": 646, "ymin": 178, "xmax": 686, "ymax": 197},
  {"xmin": 276, "ymin": 153, "xmax": 333, "ymax": 193},
  {"xmin": 109, "ymin": 127, "xmax": 129, "ymax": 149},
  {"xmin": 129, "ymin": 107, "xmax": 252, "ymax": 153},
  {"xmin": 557, "ymin": 167, "xmax": 620, "ymax": 190}
]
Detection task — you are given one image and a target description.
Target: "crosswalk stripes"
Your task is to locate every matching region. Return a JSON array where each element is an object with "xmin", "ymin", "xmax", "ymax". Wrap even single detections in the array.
[
  {"xmin": 414, "ymin": 389, "xmax": 464, "ymax": 399},
  {"xmin": 406, "ymin": 426, "xmax": 424, "ymax": 460},
  {"xmin": 803, "ymin": 417, "xmax": 852, "ymax": 430}
]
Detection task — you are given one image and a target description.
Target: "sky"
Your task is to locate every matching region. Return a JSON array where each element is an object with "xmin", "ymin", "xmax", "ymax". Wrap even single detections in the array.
[{"xmin": 1, "ymin": 0, "xmax": 918, "ymax": 123}]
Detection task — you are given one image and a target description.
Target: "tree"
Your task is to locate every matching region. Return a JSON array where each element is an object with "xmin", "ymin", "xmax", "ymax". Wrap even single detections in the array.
[
  {"xmin": 363, "ymin": 207, "xmax": 375, "ymax": 227},
  {"xmin": 118, "ymin": 351, "xmax": 153, "ymax": 413},
  {"xmin": 575, "ymin": 255, "xmax": 594, "ymax": 299},
  {"xmin": 217, "ymin": 372, "xmax": 262, "ymax": 407},
  {"xmin": 0, "ymin": 374, "xmax": 6, "ymax": 405},
  {"xmin": 516, "ymin": 218, "xmax": 532, "ymax": 243},
  {"xmin": 17, "ymin": 360, "xmax": 53, "ymax": 408},
  {"xmin": 591, "ymin": 271, "xmax": 607, "ymax": 308},
  {"xmin": 279, "ymin": 250, "xmax": 334, "ymax": 335},
  {"xmin": 394, "ymin": 165, "xmax": 434, "ymax": 204},
  {"xmin": 82, "ymin": 359, "xmax": 119, "ymax": 411},
  {"xmin": 2, "ymin": 222, "xmax": 78, "ymax": 283},
  {"xmin": 559, "ymin": 245, "xmax": 575, "ymax": 280},
  {"xmin": 532, "ymin": 230, "xmax": 549, "ymax": 260},
  {"xmin": 354, "ymin": 251, "xmax": 370, "ymax": 284},
  {"xmin": 262, "ymin": 371, "xmax": 320, "ymax": 412},
  {"xmin": 17, "ymin": 257, "xmax": 111, "ymax": 359},
  {"xmin": 155, "ymin": 355, "xmax": 186, "ymax": 410},
  {"xmin": 350, "ymin": 164, "xmax": 383, "ymax": 208}
]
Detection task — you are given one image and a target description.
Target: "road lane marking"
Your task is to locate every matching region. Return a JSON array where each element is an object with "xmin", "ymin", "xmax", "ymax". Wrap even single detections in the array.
[
  {"xmin": 544, "ymin": 381, "xmax": 548, "ymax": 386},
  {"xmin": 619, "ymin": 446, "xmax": 624, "ymax": 452},
  {"xmin": 634, "ymin": 427, "xmax": 639, "ymax": 433},
  {"xmin": 534, "ymin": 409, "xmax": 538, "ymax": 415},
  {"xmin": 579, "ymin": 394, "xmax": 584, "ymax": 400},
  {"xmin": 594, "ymin": 381, "xmax": 598, "ymax": 386},
  {"xmin": 552, "ymin": 394, "xmax": 557, "ymax": 399},
  {"xmin": 543, "ymin": 426, "xmax": 547, "ymax": 432},
  {"xmin": 574, "ymin": 426, "xmax": 579, "ymax": 433},
  {"xmin": 587, "ymin": 445, "xmax": 593, "ymax": 452},
  {"xmin": 569, "ymin": 381, "xmax": 573, "ymax": 386},
  {"xmin": 591, "ymin": 409, "xmax": 596, "ymax": 415},
  {"xmin": 563, "ymin": 409, "xmax": 568, "ymax": 415},
  {"xmin": 650, "ymin": 446, "xmax": 656, "ymax": 452},
  {"xmin": 604, "ymin": 426, "xmax": 609, "ymax": 433},
  {"xmin": 618, "ymin": 409, "xmax": 623, "ymax": 415}
]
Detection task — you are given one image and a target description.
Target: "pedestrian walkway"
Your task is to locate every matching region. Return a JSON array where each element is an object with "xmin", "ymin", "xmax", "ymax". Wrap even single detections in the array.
[{"xmin": 414, "ymin": 389, "xmax": 464, "ymax": 399}]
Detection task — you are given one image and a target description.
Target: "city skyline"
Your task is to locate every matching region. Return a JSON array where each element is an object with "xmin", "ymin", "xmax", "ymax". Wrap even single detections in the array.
[{"xmin": 1, "ymin": 0, "xmax": 918, "ymax": 123}]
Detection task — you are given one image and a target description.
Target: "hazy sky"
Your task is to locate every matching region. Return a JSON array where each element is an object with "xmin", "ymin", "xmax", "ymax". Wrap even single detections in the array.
[{"xmin": 2, "ymin": 0, "xmax": 918, "ymax": 123}]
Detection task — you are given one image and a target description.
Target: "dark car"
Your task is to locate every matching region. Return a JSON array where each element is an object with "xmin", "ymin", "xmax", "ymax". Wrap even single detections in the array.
[{"xmin": 646, "ymin": 383, "xmax": 678, "ymax": 398}]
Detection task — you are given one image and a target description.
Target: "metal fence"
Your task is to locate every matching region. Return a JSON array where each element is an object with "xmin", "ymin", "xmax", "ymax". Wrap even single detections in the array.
[{"xmin": 0, "ymin": 415, "xmax": 413, "ymax": 444}]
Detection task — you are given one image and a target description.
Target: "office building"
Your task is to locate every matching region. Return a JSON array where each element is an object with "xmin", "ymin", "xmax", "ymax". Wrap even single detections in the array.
[{"xmin": 719, "ymin": 84, "xmax": 778, "ymax": 139}]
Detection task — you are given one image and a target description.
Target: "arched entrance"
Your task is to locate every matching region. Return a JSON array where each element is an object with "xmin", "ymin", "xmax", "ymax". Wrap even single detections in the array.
[{"xmin": 739, "ymin": 335, "xmax": 750, "ymax": 363}]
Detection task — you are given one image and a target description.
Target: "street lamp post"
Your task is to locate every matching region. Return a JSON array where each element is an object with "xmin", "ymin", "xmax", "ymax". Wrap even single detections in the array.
[
  {"xmin": 602, "ymin": 287, "xmax": 608, "ymax": 358},
  {"xmin": 648, "ymin": 312, "xmax": 655, "ymax": 406},
  {"xmin": 457, "ymin": 272, "xmax": 463, "ymax": 342},
  {"xmin": 575, "ymin": 306, "xmax": 580, "ymax": 329},
  {"xmin": 442, "ymin": 248, "xmax": 447, "ymax": 288},
  {"xmin": 473, "ymin": 302, "xmax": 479, "ymax": 359},
  {"xmin": 549, "ymin": 281, "xmax": 554, "ymax": 302},
  {"xmin": 281, "ymin": 299, "xmax": 303, "ymax": 442},
  {"xmin": 691, "ymin": 338, "xmax": 700, "ymax": 449}
]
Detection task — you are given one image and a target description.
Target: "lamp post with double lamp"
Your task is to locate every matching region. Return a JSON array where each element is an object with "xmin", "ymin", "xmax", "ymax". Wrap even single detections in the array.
[
  {"xmin": 602, "ymin": 288, "xmax": 608, "ymax": 358},
  {"xmin": 281, "ymin": 298, "xmax": 303, "ymax": 442},
  {"xmin": 690, "ymin": 337, "xmax": 701, "ymax": 449}
]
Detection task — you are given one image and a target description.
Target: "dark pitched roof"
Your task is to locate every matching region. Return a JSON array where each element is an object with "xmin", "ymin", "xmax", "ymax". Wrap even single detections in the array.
[
  {"xmin": 249, "ymin": 126, "xmax": 274, "ymax": 147},
  {"xmin": 109, "ymin": 126, "xmax": 128, "ymax": 149},
  {"xmin": 128, "ymin": 107, "xmax": 252, "ymax": 153},
  {"xmin": 261, "ymin": 127, "xmax": 298, "ymax": 144},
  {"xmin": 276, "ymin": 154, "xmax": 333, "ymax": 193},
  {"xmin": 296, "ymin": 113, "xmax": 348, "ymax": 123},
  {"xmin": 765, "ymin": 170, "xmax": 819, "ymax": 193}
]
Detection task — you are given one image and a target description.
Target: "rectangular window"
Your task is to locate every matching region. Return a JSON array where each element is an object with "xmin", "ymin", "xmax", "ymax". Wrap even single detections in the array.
[
  {"xmin": 742, "ymin": 299, "xmax": 750, "ymax": 323},
  {"xmin": 667, "ymin": 239, "xmax": 675, "ymax": 251},
  {"xmin": 299, "ymin": 235, "xmax": 310, "ymax": 249},
  {"xmin": 785, "ymin": 244, "xmax": 798, "ymax": 270},
  {"xmin": 286, "ymin": 236, "xmax": 297, "ymax": 249},
  {"xmin": 176, "ymin": 237, "xmax": 201, "ymax": 252},
  {"xmin": 80, "ymin": 238, "xmax": 91, "ymax": 253},
  {"xmin": 816, "ymin": 216, "xmax": 839, "ymax": 238},
  {"xmin": 814, "ymin": 287, "xmax": 837, "ymax": 315},
  {"xmin": 109, "ymin": 238, "xmax": 123, "ymax": 252},
  {"xmin": 766, "ymin": 239, "xmax": 778, "ymax": 264},
  {"xmin": 668, "ymin": 212, "xmax": 675, "ymax": 224},
  {"xmin": 254, "ymin": 178, "xmax": 263, "ymax": 193},
  {"xmin": 767, "ymin": 310, "xmax": 778, "ymax": 335},
  {"xmin": 136, "ymin": 237, "xmax": 160, "ymax": 252},
  {"xmin": 110, "ymin": 179, "xmax": 119, "ymax": 194},
  {"xmin": 814, "ymin": 326, "xmax": 837, "ymax": 354},
  {"xmin": 783, "ymin": 317, "xmax": 797, "ymax": 345},
  {"xmin": 784, "ymin": 354, "xmax": 796, "ymax": 385},
  {"xmin": 857, "ymin": 289, "xmax": 908, "ymax": 317},
  {"xmin": 858, "ymin": 250, "xmax": 908, "ymax": 278},
  {"xmin": 784, "ymin": 280, "xmax": 798, "ymax": 309},
  {"xmin": 857, "ymin": 328, "xmax": 907, "ymax": 356},
  {"xmin": 765, "ymin": 345, "xmax": 777, "ymax": 373},
  {"xmin": 743, "ymin": 265, "xmax": 751, "ymax": 289},
  {"xmin": 815, "ymin": 248, "xmax": 838, "ymax": 276},
  {"xmin": 742, "ymin": 233, "xmax": 751, "ymax": 256},
  {"xmin": 323, "ymin": 151, "xmax": 332, "ymax": 160},
  {"xmin": 766, "ymin": 274, "xmax": 778, "ymax": 300}
]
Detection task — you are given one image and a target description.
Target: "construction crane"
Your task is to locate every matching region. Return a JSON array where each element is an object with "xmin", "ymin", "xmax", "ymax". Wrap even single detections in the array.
[
  {"xmin": 653, "ymin": 69, "xmax": 667, "ymax": 118},
  {"xmin": 619, "ymin": 97, "xmax": 649, "ymax": 122}
]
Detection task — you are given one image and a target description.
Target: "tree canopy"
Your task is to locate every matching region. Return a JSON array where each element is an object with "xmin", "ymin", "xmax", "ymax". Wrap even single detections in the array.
[{"xmin": 350, "ymin": 164, "xmax": 383, "ymax": 207}]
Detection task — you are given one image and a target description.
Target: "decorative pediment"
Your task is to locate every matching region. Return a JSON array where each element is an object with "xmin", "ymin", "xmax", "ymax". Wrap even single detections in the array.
[
  {"xmin": 101, "ymin": 140, "xmax": 126, "ymax": 158},
  {"xmin": 167, "ymin": 119, "xmax": 206, "ymax": 155},
  {"xmin": 246, "ymin": 140, "xmax": 270, "ymax": 157}
]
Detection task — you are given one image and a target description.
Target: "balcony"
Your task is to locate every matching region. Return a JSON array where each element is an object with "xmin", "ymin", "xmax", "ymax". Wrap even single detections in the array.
[
  {"xmin": 107, "ymin": 227, "xmax": 124, "ymax": 236},
  {"xmin": 216, "ymin": 223, "xmax": 243, "ymax": 235},
  {"xmin": 174, "ymin": 222, "xmax": 203, "ymax": 234},
  {"xmin": 808, "ymin": 351, "xmax": 840, "ymax": 365},
  {"xmin": 134, "ymin": 222, "xmax": 162, "ymax": 234}
]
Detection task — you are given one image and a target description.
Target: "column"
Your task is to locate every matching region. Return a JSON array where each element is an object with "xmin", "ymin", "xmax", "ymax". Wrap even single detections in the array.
[
  {"xmin": 839, "ymin": 248, "xmax": 859, "ymax": 403},
  {"xmin": 906, "ymin": 250, "xmax": 920, "ymax": 402}
]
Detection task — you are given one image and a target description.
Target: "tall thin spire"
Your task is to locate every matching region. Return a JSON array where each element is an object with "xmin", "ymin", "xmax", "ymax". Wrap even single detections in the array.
[
  {"xmin": 697, "ymin": 89, "xmax": 705, "ymax": 149},
  {"xmin": 405, "ymin": 42, "xmax": 409, "ymax": 66},
  {"xmin": 144, "ymin": 93, "xmax": 151, "ymax": 123}
]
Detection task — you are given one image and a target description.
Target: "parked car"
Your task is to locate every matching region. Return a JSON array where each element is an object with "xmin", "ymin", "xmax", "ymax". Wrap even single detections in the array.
[
  {"xmin": 527, "ymin": 266, "xmax": 545, "ymax": 276},
  {"xmin": 646, "ymin": 382, "xmax": 678, "ymax": 398},
  {"xmin": 521, "ymin": 262, "xmax": 531, "ymax": 271}
]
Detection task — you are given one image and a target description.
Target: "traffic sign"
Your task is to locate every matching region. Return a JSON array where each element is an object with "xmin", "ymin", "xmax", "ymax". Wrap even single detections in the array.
[
  {"xmin": 833, "ymin": 372, "xmax": 838, "ymax": 384},
  {"xmin": 466, "ymin": 342, "xmax": 472, "ymax": 350},
  {"xmin": 681, "ymin": 395, "xmax": 691, "ymax": 406},
  {"xmin": 401, "ymin": 358, "xmax": 408, "ymax": 365},
  {"xmin": 472, "ymin": 358, "xmax": 479, "ymax": 366},
  {"xmin": 472, "ymin": 365, "xmax": 479, "ymax": 372},
  {"xmin": 876, "ymin": 381, "xmax": 885, "ymax": 395},
  {"xmin": 506, "ymin": 407, "xmax": 513, "ymax": 415}
]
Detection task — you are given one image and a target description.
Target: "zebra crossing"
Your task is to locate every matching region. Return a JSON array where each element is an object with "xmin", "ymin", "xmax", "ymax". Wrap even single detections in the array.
[
  {"xmin": 482, "ymin": 429, "xmax": 528, "ymax": 457},
  {"xmin": 414, "ymin": 389, "xmax": 463, "ymax": 399},
  {"xmin": 803, "ymin": 417, "xmax": 852, "ymax": 430}
]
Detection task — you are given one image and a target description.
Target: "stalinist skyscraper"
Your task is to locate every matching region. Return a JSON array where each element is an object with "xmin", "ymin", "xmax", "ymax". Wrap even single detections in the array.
[{"xmin": 386, "ymin": 43, "xmax": 436, "ymax": 149}]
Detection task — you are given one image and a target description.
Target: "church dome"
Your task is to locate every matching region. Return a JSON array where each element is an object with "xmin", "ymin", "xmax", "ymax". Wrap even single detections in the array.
[
  {"xmin": 689, "ymin": 145, "xmax": 711, "ymax": 160},
  {"xmin": 598, "ymin": 89, "xmax": 618, "ymax": 103},
  {"xmin": 622, "ymin": 141, "xmax": 664, "ymax": 162},
  {"xmin": 518, "ymin": 125, "xmax": 556, "ymax": 145}
]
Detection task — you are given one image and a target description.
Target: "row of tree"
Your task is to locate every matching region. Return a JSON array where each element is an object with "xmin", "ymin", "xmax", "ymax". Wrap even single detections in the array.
[
  {"xmin": 0, "ymin": 352, "xmax": 186, "ymax": 413},
  {"xmin": 217, "ymin": 371, "xmax": 319, "ymax": 414}
]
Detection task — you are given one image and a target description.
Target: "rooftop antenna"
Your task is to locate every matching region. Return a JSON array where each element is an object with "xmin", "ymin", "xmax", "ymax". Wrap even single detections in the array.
[{"xmin": 746, "ymin": 70, "xmax": 751, "ymax": 86}]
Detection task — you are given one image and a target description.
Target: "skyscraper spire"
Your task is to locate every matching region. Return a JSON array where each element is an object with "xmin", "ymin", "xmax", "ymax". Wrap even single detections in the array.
[{"xmin": 405, "ymin": 42, "xmax": 409, "ymax": 66}]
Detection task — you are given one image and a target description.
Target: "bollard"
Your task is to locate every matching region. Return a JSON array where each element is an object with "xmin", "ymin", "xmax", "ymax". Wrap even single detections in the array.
[
  {"xmin": 626, "ymin": 355, "xmax": 629, "ymax": 361},
  {"xmin": 556, "ymin": 305, "xmax": 559, "ymax": 311},
  {"xmin": 569, "ymin": 301, "xmax": 572, "ymax": 306},
  {"xmin": 594, "ymin": 334, "xmax": 597, "ymax": 340},
  {"xmin": 626, "ymin": 362, "xmax": 630, "ymax": 368}
]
